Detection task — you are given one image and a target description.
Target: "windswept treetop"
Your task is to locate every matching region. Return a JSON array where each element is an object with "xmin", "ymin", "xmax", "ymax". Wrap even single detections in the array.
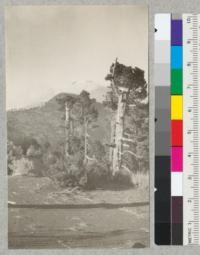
[
  {"xmin": 105, "ymin": 60, "xmax": 147, "ymax": 96},
  {"xmin": 104, "ymin": 60, "xmax": 147, "ymax": 109}
]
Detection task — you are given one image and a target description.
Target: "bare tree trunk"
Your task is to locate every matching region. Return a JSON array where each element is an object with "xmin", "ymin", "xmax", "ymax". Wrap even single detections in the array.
[
  {"xmin": 65, "ymin": 103, "xmax": 71, "ymax": 156},
  {"xmin": 84, "ymin": 117, "xmax": 88, "ymax": 164},
  {"xmin": 112, "ymin": 92, "xmax": 127, "ymax": 174},
  {"xmin": 109, "ymin": 112, "xmax": 115, "ymax": 162}
]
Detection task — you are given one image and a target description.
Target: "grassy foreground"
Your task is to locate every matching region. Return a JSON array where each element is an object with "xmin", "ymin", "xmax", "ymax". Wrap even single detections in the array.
[{"xmin": 8, "ymin": 175, "xmax": 148, "ymax": 205}]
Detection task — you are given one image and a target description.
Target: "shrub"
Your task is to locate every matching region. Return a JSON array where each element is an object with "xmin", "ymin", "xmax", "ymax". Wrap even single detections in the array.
[
  {"xmin": 25, "ymin": 142, "xmax": 44, "ymax": 176},
  {"xmin": 7, "ymin": 140, "xmax": 23, "ymax": 175},
  {"xmin": 88, "ymin": 140, "xmax": 106, "ymax": 161},
  {"xmin": 18, "ymin": 137, "xmax": 40, "ymax": 155},
  {"xmin": 42, "ymin": 150, "xmax": 65, "ymax": 180},
  {"xmin": 26, "ymin": 145, "xmax": 42, "ymax": 158},
  {"xmin": 64, "ymin": 162, "xmax": 86, "ymax": 187},
  {"xmin": 84, "ymin": 160, "xmax": 111, "ymax": 190},
  {"xmin": 112, "ymin": 169, "xmax": 134, "ymax": 189},
  {"xmin": 131, "ymin": 171, "xmax": 149, "ymax": 190},
  {"xmin": 10, "ymin": 157, "xmax": 33, "ymax": 176}
]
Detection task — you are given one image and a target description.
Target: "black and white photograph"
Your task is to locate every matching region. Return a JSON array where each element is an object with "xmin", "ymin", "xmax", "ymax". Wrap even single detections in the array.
[{"xmin": 6, "ymin": 5, "xmax": 149, "ymax": 249}]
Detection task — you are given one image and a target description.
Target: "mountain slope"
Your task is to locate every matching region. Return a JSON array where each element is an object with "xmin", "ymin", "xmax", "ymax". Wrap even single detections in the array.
[{"xmin": 7, "ymin": 93, "xmax": 112, "ymax": 148}]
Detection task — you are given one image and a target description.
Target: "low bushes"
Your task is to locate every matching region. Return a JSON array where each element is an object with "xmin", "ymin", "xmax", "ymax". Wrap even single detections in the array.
[
  {"xmin": 112, "ymin": 169, "xmax": 134, "ymax": 189},
  {"xmin": 8, "ymin": 138, "xmax": 147, "ymax": 190},
  {"xmin": 84, "ymin": 161, "xmax": 111, "ymax": 190}
]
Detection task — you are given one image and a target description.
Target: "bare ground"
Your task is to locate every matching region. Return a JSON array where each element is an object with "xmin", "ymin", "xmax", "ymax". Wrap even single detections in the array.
[{"xmin": 8, "ymin": 176, "xmax": 149, "ymax": 248}]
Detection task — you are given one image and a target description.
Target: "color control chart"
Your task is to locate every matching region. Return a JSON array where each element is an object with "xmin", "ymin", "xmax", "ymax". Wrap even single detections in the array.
[{"xmin": 155, "ymin": 14, "xmax": 200, "ymax": 245}]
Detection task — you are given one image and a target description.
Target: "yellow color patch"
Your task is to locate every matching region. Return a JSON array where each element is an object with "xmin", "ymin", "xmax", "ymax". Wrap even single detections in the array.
[{"xmin": 171, "ymin": 95, "xmax": 182, "ymax": 120}]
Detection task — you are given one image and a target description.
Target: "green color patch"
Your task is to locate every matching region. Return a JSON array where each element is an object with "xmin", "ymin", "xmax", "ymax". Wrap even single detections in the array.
[{"xmin": 171, "ymin": 69, "xmax": 182, "ymax": 95}]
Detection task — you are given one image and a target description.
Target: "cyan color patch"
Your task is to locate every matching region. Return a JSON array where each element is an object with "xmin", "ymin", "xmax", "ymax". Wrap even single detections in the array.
[{"xmin": 171, "ymin": 46, "xmax": 182, "ymax": 68}]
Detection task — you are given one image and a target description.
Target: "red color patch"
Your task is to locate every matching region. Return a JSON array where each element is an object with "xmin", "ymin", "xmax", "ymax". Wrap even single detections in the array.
[{"xmin": 171, "ymin": 120, "xmax": 182, "ymax": 146}]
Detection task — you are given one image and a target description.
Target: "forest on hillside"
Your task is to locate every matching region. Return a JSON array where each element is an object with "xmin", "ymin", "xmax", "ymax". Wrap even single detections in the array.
[{"xmin": 7, "ymin": 60, "xmax": 148, "ymax": 190}]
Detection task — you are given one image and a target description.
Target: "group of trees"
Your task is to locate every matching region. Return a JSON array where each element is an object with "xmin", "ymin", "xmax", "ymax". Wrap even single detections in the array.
[
  {"xmin": 7, "ymin": 90, "xmax": 106, "ymax": 188},
  {"xmin": 8, "ymin": 59, "xmax": 148, "ymax": 190},
  {"xmin": 56, "ymin": 91, "xmax": 98, "ymax": 162}
]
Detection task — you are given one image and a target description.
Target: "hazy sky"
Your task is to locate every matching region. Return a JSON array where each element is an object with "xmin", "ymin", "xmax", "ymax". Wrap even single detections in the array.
[{"xmin": 6, "ymin": 5, "xmax": 148, "ymax": 109}]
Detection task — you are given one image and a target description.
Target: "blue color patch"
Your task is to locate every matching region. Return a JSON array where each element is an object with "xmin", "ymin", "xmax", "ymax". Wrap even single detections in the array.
[{"xmin": 171, "ymin": 46, "xmax": 182, "ymax": 69}]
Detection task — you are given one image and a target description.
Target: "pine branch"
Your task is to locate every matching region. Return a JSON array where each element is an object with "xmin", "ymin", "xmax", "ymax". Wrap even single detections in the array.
[
  {"xmin": 121, "ymin": 137, "xmax": 135, "ymax": 143},
  {"xmin": 123, "ymin": 133, "xmax": 147, "ymax": 140},
  {"xmin": 121, "ymin": 164, "xmax": 132, "ymax": 173},
  {"xmin": 123, "ymin": 143, "xmax": 130, "ymax": 148},
  {"xmin": 86, "ymin": 155, "xmax": 96, "ymax": 161},
  {"xmin": 121, "ymin": 150, "xmax": 143, "ymax": 159},
  {"xmin": 127, "ymin": 104, "xmax": 136, "ymax": 107}
]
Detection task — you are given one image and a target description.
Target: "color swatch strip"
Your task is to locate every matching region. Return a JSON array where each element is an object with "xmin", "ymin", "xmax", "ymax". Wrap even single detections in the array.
[
  {"xmin": 170, "ymin": 17, "xmax": 183, "ymax": 245},
  {"xmin": 155, "ymin": 14, "xmax": 171, "ymax": 245},
  {"xmin": 155, "ymin": 13, "xmax": 200, "ymax": 246}
]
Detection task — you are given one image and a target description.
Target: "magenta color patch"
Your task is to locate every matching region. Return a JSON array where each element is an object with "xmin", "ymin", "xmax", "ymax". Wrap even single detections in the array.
[{"xmin": 171, "ymin": 147, "xmax": 183, "ymax": 172}]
